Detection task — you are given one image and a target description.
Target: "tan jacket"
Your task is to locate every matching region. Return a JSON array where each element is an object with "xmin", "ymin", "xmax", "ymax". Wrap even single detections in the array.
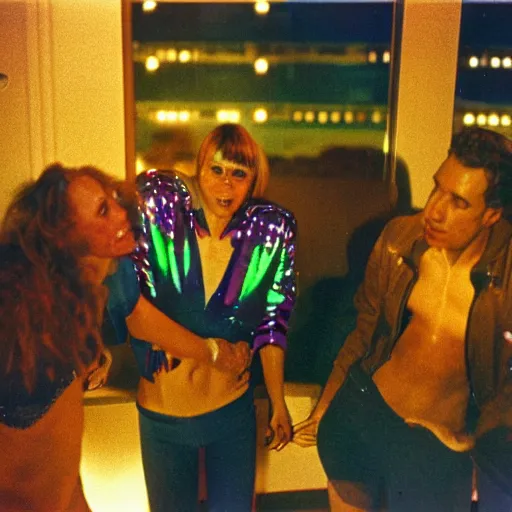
[{"xmin": 333, "ymin": 213, "xmax": 512, "ymax": 437}]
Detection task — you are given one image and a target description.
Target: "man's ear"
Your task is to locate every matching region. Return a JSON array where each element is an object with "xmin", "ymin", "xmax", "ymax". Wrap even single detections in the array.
[{"xmin": 483, "ymin": 207, "xmax": 502, "ymax": 228}]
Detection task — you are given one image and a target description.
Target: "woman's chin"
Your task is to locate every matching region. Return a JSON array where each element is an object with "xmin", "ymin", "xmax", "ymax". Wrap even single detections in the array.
[{"xmin": 113, "ymin": 237, "xmax": 137, "ymax": 257}]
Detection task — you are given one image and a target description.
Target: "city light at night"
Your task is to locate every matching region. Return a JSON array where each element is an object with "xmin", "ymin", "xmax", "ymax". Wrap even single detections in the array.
[
  {"xmin": 463, "ymin": 113, "xmax": 476, "ymax": 125},
  {"xmin": 469, "ymin": 56, "xmax": 479, "ymax": 68},
  {"xmin": 254, "ymin": 58, "xmax": 269, "ymax": 75},
  {"xmin": 253, "ymin": 108, "xmax": 268, "ymax": 123},
  {"xmin": 145, "ymin": 56, "xmax": 159, "ymax": 72},
  {"xmin": 142, "ymin": 1, "xmax": 157, "ymax": 13},
  {"xmin": 254, "ymin": 1, "xmax": 270, "ymax": 16}
]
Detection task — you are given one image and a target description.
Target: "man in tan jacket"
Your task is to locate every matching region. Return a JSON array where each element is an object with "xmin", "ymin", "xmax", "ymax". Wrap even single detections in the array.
[{"xmin": 294, "ymin": 127, "xmax": 512, "ymax": 512}]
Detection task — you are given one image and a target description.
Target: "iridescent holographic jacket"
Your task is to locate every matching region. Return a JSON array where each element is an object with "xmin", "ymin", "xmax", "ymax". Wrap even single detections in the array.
[{"xmin": 106, "ymin": 170, "xmax": 297, "ymax": 381}]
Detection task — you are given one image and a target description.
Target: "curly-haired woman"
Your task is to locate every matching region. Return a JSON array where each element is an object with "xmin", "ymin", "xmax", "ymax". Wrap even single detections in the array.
[{"xmin": 0, "ymin": 163, "xmax": 249, "ymax": 512}]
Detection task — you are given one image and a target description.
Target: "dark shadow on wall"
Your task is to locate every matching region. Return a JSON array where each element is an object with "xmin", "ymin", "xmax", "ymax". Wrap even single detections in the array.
[
  {"xmin": 281, "ymin": 151, "xmax": 415, "ymax": 385},
  {"xmin": 103, "ymin": 145, "xmax": 415, "ymax": 390}
]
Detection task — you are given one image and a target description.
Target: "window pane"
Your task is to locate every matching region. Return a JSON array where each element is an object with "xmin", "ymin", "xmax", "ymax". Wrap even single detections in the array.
[
  {"xmin": 454, "ymin": 2, "xmax": 512, "ymax": 137},
  {"xmin": 133, "ymin": 3, "xmax": 392, "ymax": 175},
  {"xmin": 128, "ymin": 1, "xmax": 395, "ymax": 383}
]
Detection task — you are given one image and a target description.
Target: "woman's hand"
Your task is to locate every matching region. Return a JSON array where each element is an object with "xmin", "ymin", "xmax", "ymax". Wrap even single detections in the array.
[
  {"xmin": 213, "ymin": 338, "xmax": 252, "ymax": 377},
  {"xmin": 85, "ymin": 348, "xmax": 113, "ymax": 390},
  {"xmin": 266, "ymin": 405, "xmax": 292, "ymax": 452},
  {"xmin": 292, "ymin": 415, "xmax": 321, "ymax": 448}
]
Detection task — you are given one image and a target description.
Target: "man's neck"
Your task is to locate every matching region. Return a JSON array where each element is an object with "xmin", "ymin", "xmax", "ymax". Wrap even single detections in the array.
[{"xmin": 442, "ymin": 228, "xmax": 490, "ymax": 267}]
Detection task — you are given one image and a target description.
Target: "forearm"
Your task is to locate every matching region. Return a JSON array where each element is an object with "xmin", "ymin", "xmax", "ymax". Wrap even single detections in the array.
[
  {"xmin": 126, "ymin": 295, "xmax": 210, "ymax": 363},
  {"xmin": 310, "ymin": 361, "xmax": 347, "ymax": 420},
  {"xmin": 260, "ymin": 344, "xmax": 287, "ymax": 411}
]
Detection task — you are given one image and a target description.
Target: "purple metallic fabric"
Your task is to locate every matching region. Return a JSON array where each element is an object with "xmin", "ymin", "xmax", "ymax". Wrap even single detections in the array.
[{"xmin": 129, "ymin": 169, "xmax": 297, "ymax": 373}]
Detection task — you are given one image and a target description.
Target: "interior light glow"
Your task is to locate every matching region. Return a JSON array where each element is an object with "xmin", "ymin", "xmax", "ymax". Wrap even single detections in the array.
[
  {"xmin": 490, "ymin": 57, "xmax": 501, "ymax": 69},
  {"xmin": 383, "ymin": 133, "xmax": 389, "ymax": 154},
  {"xmin": 488, "ymin": 113, "xmax": 500, "ymax": 127},
  {"xmin": 142, "ymin": 1, "xmax": 157, "ymax": 13},
  {"xmin": 468, "ymin": 56, "xmax": 479, "ymax": 68},
  {"xmin": 356, "ymin": 112, "xmax": 366, "ymax": 123},
  {"xmin": 178, "ymin": 111, "xmax": 190, "ymax": 122},
  {"xmin": 382, "ymin": 51, "xmax": 391, "ymax": 64},
  {"xmin": 178, "ymin": 50, "xmax": 192, "ymax": 63},
  {"xmin": 254, "ymin": 58, "xmax": 269, "ymax": 75},
  {"xmin": 371, "ymin": 111, "xmax": 382, "ymax": 124},
  {"xmin": 344, "ymin": 111, "xmax": 354, "ymax": 124},
  {"xmin": 476, "ymin": 114, "xmax": 487, "ymax": 126},
  {"xmin": 156, "ymin": 110, "xmax": 167, "ymax": 122},
  {"xmin": 367, "ymin": 51, "xmax": 377, "ymax": 64},
  {"xmin": 463, "ymin": 113, "xmax": 476, "ymax": 126},
  {"xmin": 501, "ymin": 115, "xmax": 511, "ymax": 127},
  {"xmin": 254, "ymin": 1, "xmax": 270, "ymax": 15},
  {"xmin": 480, "ymin": 56, "xmax": 488, "ymax": 67},
  {"xmin": 217, "ymin": 110, "xmax": 229, "ymax": 123},
  {"xmin": 145, "ymin": 56, "xmax": 160, "ymax": 72},
  {"xmin": 502, "ymin": 57, "xmax": 512, "ymax": 69},
  {"xmin": 253, "ymin": 108, "xmax": 268, "ymax": 123},
  {"xmin": 318, "ymin": 111, "xmax": 328, "ymax": 124},
  {"xmin": 166, "ymin": 49, "xmax": 177, "ymax": 62},
  {"xmin": 304, "ymin": 111, "xmax": 315, "ymax": 123},
  {"xmin": 292, "ymin": 111, "xmax": 303, "ymax": 122},
  {"xmin": 216, "ymin": 110, "xmax": 240, "ymax": 123},
  {"xmin": 167, "ymin": 111, "xmax": 178, "ymax": 122},
  {"xmin": 330, "ymin": 112, "xmax": 341, "ymax": 124},
  {"xmin": 136, "ymin": 158, "xmax": 147, "ymax": 175}
]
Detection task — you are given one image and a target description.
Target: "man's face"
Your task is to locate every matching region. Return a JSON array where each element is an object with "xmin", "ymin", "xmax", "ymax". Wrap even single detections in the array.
[
  {"xmin": 423, "ymin": 154, "xmax": 501, "ymax": 252},
  {"xmin": 67, "ymin": 175, "xmax": 136, "ymax": 258}
]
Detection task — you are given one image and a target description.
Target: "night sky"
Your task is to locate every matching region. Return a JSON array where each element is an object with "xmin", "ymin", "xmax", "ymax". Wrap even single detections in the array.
[
  {"xmin": 459, "ymin": 3, "xmax": 512, "ymax": 49},
  {"xmin": 132, "ymin": 3, "xmax": 393, "ymax": 44},
  {"xmin": 133, "ymin": 2, "xmax": 512, "ymax": 47},
  {"xmin": 132, "ymin": 2, "xmax": 512, "ymax": 106}
]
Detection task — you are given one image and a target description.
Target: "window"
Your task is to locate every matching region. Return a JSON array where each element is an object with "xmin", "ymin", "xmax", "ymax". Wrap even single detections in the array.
[
  {"xmin": 454, "ymin": 2, "xmax": 512, "ymax": 137},
  {"xmin": 126, "ymin": 1, "xmax": 395, "ymax": 383}
]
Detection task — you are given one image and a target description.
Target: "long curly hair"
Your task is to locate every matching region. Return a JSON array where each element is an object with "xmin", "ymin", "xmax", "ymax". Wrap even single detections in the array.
[{"xmin": 0, "ymin": 163, "xmax": 137, "ymax": 392}]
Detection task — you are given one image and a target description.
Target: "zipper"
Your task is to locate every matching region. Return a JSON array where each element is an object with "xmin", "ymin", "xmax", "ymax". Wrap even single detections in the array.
[
  {"xmin": 390, "ymin": 263, "xmax": 417, "ymax": 345},
  {"xmin": 464, "ymin": 266, "xmax": 492, "ymax": 410},
  {"xmin": 369, "ymin": 258, "xmax": 418, "ymax": 374}
]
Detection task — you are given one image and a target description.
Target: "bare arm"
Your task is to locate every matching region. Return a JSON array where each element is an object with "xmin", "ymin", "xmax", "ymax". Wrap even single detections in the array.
[
  {"xmin": 126, "ymin": 295, "xmax": 251, "ymax": 373},
  {"xmin": 126, "ymin": 295, "xmax": 210, "ymax": 362},
  {"xmin": 260, "ymin": 345, "xmax": 291, "ymax": 451},
  {"xmin": 293, "ymin": 223, "xmax": 390, "ymax": 447}
]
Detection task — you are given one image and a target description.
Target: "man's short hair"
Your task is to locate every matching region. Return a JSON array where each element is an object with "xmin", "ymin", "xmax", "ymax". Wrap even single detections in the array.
[{"xmin": 449, "ymin": 127, "xmax": 512, "ymax": 211}]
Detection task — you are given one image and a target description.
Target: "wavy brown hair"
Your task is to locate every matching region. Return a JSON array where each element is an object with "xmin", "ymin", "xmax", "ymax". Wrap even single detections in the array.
[
  {"xmin": 0, "ymin": 163, "xmax": 136, "ymax": 392},
  {"xmin": 450, "ymin": 127, "xmax": 512, "ymax": 213}
]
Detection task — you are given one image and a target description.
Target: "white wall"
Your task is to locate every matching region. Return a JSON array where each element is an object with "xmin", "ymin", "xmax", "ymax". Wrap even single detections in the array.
[
  {"xmin": 0, "ymin": 0, "xmax": 126, "ymax": 219},
  {"xmin": 0, "ymin": 0, "xmax": 462, "ymax": 218},
  {"xmin": 81, "ymin": 384, "xmax": 326, "ymax": 511},
  {"xmin": 0, "ymin": 1, "xmax": 32, "ymax": 218},
  {"xmin": 393, "ymin": 0, "xmax": 462, "ymax": 208},
  {"xmin": 0, "ymin": 0, "xmax": 462, "ymax": 499}
]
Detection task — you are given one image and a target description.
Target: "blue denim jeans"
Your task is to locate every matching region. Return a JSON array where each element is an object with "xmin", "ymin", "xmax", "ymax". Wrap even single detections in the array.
[{"xmin": 138, "ymin": 390, "xmax": 256, "ymax": 512}]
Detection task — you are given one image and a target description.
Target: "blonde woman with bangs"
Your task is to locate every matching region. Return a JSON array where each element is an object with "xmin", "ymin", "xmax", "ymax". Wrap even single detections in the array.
[{"xmin": 106, "ymin": 123, "xmax": 298, "ymax": 511}]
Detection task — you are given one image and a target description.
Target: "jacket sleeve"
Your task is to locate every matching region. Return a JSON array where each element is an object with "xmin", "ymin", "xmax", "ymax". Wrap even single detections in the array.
[
  {"xmin": 253, "ymin": 216, "xmax": 297, "ymax": 352},
  {"xmin": 474, "ymin": 368, "xmax": 512, "ymax": 497},
  {"xmin": 330, "ymin": 221, "xmax": 390, "ymax": 384},
  {"xmin": 104, "ymin": 257, "xmax": 141, "ymax": 345}
]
